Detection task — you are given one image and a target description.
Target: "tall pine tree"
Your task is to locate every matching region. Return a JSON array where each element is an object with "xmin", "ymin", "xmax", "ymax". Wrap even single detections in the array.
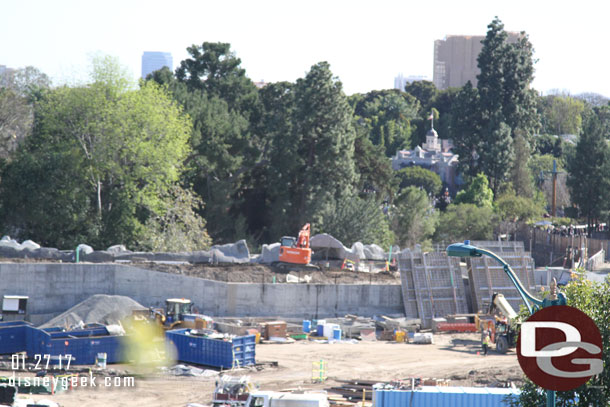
[
  {"xmin": 567, "ymin": 110, "xmax": 610, "ymax": 234},
  {"xmin": 293, "ymin": 62, "xmax": 359, "ymax": 230},
  {"xmin": 453, "ymin": 17, "xmax": 540, "ymax": 194}
]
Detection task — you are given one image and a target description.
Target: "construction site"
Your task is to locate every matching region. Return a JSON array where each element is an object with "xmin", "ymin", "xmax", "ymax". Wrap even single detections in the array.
[{"xmin": 0, "ymin": 226, "xmax": 608, "ymax": 407}]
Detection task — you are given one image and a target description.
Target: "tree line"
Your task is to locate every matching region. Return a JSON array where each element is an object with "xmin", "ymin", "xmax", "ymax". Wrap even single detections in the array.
[{"xmin": 0, "ymin": 17, "xmax": 609, "ymax": 251}]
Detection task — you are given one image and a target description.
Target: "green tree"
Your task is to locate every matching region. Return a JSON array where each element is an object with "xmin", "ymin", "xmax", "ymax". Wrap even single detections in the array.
[
  {"xmin": 495, "ymin": 192, "xmax": 545, "ymax": 222},
  {"xmin": 595, "ymin": 105, "xmax": 610, "ymax": 138},
  {"xmin": 155, "ymin": 43, "xmax": 263, "ymax": 243},
  {"xmin": 319, "ymin": 196, "xmax": 394, "ymax": 248},
  {"xmin": 349, "ymin": 89, "xmax": 418, "ymax": 156},
  {"xmin": 529, "ymin": 154, "xmax": 561, "ymax": 180},
  {"xmin": 353, "ymin": 128, "xmax": 395, "ymax": 200},
  {"xmin": 257, "ymin": 81, "xmax": 299, "ymax": 241},
  {"xmin": 541, "ymin": 94, "xmax": 585, "ymax": 135},
  {"xmin": 450, "ymin": 81, "xmax": 482, "ymax": 178},
  {"xmin": 0, "ymin": 58, "xmax": 194, "ymax": 248},
  {"xmin": 429, "ymin": 87, "xmax": 460, "ymax": 143},
  {"xmin": 175, "ymin": 42, "xmax": 259, "ymax": 117},
  {"xmin": 477, "ymin": 18, "xmax": 540, "ymax": 138},
  {"xmin": 293, "ymin": 62, "xmax": 359, "ymax": 229},
  {"xmin": 567, "ymin": 111, "xmax": 610, "ymax": 233},
  {"xmin": 478, "ymin": 114, "xmax": 514, "ymax": 195},
  {"xmin": 392, "ymin": 186, "xmax": 437, "ymax": 248},
  {"xmin": 141, "ymin": 185, "xmax": 212, "ymax": 252},
  {"xmin": 395, "ymin": 166, "xmax": 442, "ymax": 196},
  {"xmin": 405, "ymin": 81, "xmax": 458, "ymax": 148},
  {"xmin": 434, "ymin": 204, "xmax": 495, "ymax": 242},
  {"xmin": 533, "ymin": 134, "xmax": 563, "ymax": 158},
  {"xmin": 453, "ymin": 17, "xmax": 540, "ymax": 193},
  {"xmin": 454, "ymin": 173, "xmax": 494, "ymax": 208},
  {"xmin": 509, "ymin": 134, "xmax": 534, "ymax": 197}
]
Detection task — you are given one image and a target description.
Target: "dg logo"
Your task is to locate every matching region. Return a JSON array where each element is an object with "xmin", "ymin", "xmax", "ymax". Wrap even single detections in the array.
[{"xmin": 517, "ymin": 305, "xmax": 603, "ymax": 391}]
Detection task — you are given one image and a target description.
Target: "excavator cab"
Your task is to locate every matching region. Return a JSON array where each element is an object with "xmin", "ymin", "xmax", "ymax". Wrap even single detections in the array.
[{"xmin": 280, "ymin": 236, "xmax": 297, "ymax": 248}]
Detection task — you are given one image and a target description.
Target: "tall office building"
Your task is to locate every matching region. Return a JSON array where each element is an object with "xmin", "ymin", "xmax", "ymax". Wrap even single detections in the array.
[
  {"xmin": 141, "ymin": 52, "xmax": 173, "ymax": 79},
  {"xmin": 433, "ymin": 33, "xmax": 519, "ymax": 90}
]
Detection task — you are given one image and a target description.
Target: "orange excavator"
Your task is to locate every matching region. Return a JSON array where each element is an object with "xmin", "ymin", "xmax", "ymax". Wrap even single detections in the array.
[{"xmin": 275, "ymin": 223, "xmax": 319, "ymax": 270}]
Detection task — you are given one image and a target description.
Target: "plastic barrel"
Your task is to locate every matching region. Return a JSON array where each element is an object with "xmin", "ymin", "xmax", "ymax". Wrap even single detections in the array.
[
  {"xmin": 333, "ymin": 328, "xmax": 341, "ymax": 340},
  {"xmin": 303, "ymin": 320, "xmax": 311, "ymax": 333},
  {"xmin": 317, "ymin": 324, "xmax": 324, "ymax": 336},
  {"xmin": 395, "ymin": 331, "xmax": 405, "ymax": 343}
]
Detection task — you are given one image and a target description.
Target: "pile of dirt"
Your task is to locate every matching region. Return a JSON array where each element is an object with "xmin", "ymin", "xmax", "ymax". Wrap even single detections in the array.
[
  {"xmin": 40, "ymin": 294, "xmax": 146, "ymax": 328},
  {"xmin": 131, "ymin": 262, "xmax": 401, "ymax": 284}
]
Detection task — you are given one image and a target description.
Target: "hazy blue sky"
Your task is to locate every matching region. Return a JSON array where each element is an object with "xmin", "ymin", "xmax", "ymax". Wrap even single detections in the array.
[{"xmin": 2, "ymin": 0, "xmax": 609, "ymax": 97}]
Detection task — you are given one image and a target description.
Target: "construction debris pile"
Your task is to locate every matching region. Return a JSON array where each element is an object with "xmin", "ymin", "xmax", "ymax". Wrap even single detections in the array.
[{"xmin": 39, "ymin": 294, "xmax": 147, "ymax": 329}]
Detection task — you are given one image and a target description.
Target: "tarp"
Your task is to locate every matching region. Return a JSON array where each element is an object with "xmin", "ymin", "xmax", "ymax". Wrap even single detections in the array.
[
  {"xmin": 310, "ymin": 234, "xmax": 358, "ymax": 261},
  {"xmin": 257, "ymin": 243, "xmax": 281, "ymax": 264},
  {"xmin": 310, "ymin": 234, "xmax": 388, "ymax": 261}
]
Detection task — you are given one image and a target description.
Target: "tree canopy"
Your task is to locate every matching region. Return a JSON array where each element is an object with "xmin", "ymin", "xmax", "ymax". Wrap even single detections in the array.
[
  {"xmin": 454, "ymin": 173, "xmax": 494, "ymax": 208},
  {"xmin": 567, "ymin": 109, "xmax": 610, "ymax": 232},
  {"xmin": 0, "ymin": 58, "xmax": 198, "ymax": 249}
]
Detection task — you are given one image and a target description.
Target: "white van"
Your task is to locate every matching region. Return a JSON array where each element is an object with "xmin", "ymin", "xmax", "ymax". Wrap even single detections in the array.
[{"xmin": 245, "ymin": 392, "xmax": 329, "ymax": 407}]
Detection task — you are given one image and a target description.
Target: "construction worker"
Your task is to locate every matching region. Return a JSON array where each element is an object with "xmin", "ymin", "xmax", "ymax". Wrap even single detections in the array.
[{"xmin": 482, "ymin": 333, "xmax": 491, "ymax": 356}]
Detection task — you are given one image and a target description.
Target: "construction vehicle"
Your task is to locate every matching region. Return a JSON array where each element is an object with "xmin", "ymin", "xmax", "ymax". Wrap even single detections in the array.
[
  {"xmin": 275, "ymin": 224, "xmax": 319, "ymax": 270},
  {"xmin": 131, "ymin": 298, "xmax": 212, "ymax": 331},
  {"xmin": 1, "ymin": 295, "xmax": 28, "ymax": 322},
  {"xmin": 245, "ymin": 392, "xmax": 329, "ymax": 407},
  {"xmin": 475, "ymin": 292, "xmax": 519, "ymax": 354},
  {"xmin": 212, "ymin": 375, "xmax": 256, "ymax": 407}
]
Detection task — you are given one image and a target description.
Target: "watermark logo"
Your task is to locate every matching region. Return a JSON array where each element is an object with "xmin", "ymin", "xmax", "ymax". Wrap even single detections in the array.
[{"xmin": 517, "ymin": 305, "xmax": 603, "ymax": 391}]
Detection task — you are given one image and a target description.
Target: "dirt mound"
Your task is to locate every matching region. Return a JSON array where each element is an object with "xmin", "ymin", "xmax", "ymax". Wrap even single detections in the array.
[
  {"xmin": 40, "ymin": 294, "xmax": 146, "ymax": 328},
  {"xmin": 133, "ymin": 262, "xmax": 401, "ymax": 284}
]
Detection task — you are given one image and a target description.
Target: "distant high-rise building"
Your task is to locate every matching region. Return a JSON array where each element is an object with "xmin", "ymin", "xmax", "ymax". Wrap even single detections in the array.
[
  {"xmin": 394, "ymin": 74, "xmax": 430, "ymax": 91},
  {"xmin": 433, "ymin": 33, "xmax": 519, "ymax": 90},
  {"xmin": 141, "ymin": 52, "xmax": 173, "ymax": 79}
]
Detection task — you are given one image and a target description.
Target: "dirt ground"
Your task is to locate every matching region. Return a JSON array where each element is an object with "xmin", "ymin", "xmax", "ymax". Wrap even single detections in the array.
[
  {"xmin": 8, "ymin": 333, "xmax": 523, "ymax": 407},
  {"xmin": 134, "ymin": 262, "xmax": 401, "ymax": 285},
  {"xmin": 0, "ymin": 258, "xmax": 401, "ymax": 285}
]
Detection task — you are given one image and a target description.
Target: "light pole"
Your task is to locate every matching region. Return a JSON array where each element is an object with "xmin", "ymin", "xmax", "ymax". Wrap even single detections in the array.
[{"xmin": 446, "ymin": 241, "xmax": 566, "ymax": 407}]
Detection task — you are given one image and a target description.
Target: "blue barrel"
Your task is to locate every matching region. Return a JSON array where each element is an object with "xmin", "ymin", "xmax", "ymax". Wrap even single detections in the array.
[
  {"xmin": 333, "ymin": 328, "xmax": 341, "ymax": 340},
  {"xmin": 303, "ymin": 320, "xmax": 311, "ymax": 333},
  {"xmin": 317, "ymin": 324, "xmax": 324, "ymax": 336}
]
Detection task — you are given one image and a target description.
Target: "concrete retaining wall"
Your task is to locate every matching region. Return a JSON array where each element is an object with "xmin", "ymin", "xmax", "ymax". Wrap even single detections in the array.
[{"xmin": 0, "ymin": 263, "xmax": 403, "ymax": 325}]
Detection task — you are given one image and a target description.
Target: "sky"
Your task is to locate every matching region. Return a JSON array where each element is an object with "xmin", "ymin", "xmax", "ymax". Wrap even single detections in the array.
[{"xmin": 2, "ymin": 0, "xmax": 609, "ymax": 97}]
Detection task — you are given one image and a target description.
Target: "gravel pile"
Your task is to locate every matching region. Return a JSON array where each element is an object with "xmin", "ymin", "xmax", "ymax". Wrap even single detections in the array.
[{"xmin": 40, "ymin": 294, "xmax": 147, "ymax": 328}]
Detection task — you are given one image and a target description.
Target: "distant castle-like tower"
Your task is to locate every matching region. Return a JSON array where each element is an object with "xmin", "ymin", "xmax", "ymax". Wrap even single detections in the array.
[{"xmin": 391, "ymin": 117, "xmax": 460, "ymax": 193}]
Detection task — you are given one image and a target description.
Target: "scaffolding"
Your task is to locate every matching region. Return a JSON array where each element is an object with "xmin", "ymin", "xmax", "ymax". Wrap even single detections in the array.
[{"xmin": 398, "ymin": 247, "xmax": 468, "ymax": 325}]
